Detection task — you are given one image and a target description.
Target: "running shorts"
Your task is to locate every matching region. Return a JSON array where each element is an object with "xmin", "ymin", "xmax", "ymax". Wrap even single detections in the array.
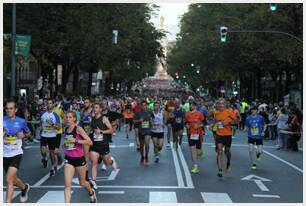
[
  {"xmin": 90, "ymin": 143, "xmax": 110, "ymax": 156},
  {"xmin": 151, "ymin": 132, "xmax": 164, "ymax": 139},
  {"xmin": 248, "ymin": 137, "xmax": 263, "ymax": 145},
  {"xmin": 3, "ymin": 154, "xmax": 22, "ymax": 173},
  {"xmin": 215, "ymin": 135, "xmax": 232, "ymax": 147},
  {"xmin": 40, "ymin": 136, "xmax": 58, "ymax": 150},
  {"xmin": 64, "ymin": 156, "xmax": 86, "ymax": 167}
]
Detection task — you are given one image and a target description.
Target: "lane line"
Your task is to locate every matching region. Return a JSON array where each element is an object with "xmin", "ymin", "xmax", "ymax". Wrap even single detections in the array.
[
  {"xmin": 108, "ymin": 169, "xmax": 120, "ymax": 180},
  {"xmin": 263, "ymin": 149, "xmax": 303, "ymax": 173},
  {"xmin": 98, "ymin": 191, "xmax": 125, "ymax": 194},
  {"xmin": 254, "ymin": 180, "xmax": 269, "ymax": 192},
  {"xmin": 170, "ymin": 142, "xmax": 185, "ymax": 188},
  {"xmin": 149, "ymin": 192, "xmax": 177, "ymax": 203},
  {"xmin": 177, "ymin": 146, "xmax": 194, "ymax": 188},
  {"xmin": 201, "ymin": 192, "xmax": 233, "ymax": 203},
  {"xmin": 24, "ymin": 185, "xmax": 189, "ymax": 189},
  {"xmin": 252, "ymin": 194, "xmax": 280, "ymax": 198},
  {"xmin": 33, "ymin": 163, "xmax": 65, "ymax": 187}
]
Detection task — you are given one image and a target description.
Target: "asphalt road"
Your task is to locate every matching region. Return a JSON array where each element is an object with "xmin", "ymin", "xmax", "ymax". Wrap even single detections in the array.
[{"xmin": 2, "ymin": 127, "xmax": 303, "ymax": 203}]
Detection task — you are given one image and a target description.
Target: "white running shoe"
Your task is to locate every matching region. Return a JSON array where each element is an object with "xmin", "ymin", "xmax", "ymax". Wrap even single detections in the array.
[
  {"xmin": 101, "ymin": 163, "xmax": 107, "ymax": 171},
  {"xmin": 20, "ymin": 183, "xmax": 30, "ymax": 203},
  {"xmin": 90, "ymin": 180, "xmax": 98, "ymax": 190},
  {"xmin": 111, "ymin": 157, "xmax": 119, "ymax": 171}
]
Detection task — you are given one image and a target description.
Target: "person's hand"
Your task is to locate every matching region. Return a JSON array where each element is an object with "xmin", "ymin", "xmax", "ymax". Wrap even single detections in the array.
[
  {"xmin": 95, "ymin": 127, "xmax": 102, "ymax": 135},
  {"xmin": 17, "ymin": 131, "xmax": 25, "ymax": 139}
]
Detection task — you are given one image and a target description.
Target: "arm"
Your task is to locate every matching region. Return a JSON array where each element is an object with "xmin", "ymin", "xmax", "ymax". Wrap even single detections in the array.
[
  {"xmin": 76, "ymin": 126, "xmax": 93, "ymax": 146},
  {"xmin": 102, "ymin": 116, "xmax": 114, "ymax": 135}
]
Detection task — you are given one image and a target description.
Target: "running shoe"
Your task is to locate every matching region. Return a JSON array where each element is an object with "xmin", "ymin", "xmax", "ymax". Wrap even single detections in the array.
[
  {"xmin": 191, "ymin": 166, "xmax": 200, "ymax": 174},
  {"xmin": 50, "ymin": 169, "xmax": 55, "ymax": 177},
  {"xmin": 155, "ymin": 156, "xmax": 159, "ymax": 163},
  {"xmin": 89, "ymin": 190, "xmax": 97, "ymax": 203},
  {"xmin": 251, "ymin": 164, "xmax": 257, "ymax": 170},
  {"xmin": 90, "ymin": 180, "xmax": 98, "ymax": 190},
  {"xmin": 111, "ymin": 157, "xmax": 119, "ymax": 171},
  {"xmin": 256, "ymin": 153, "xmax": 261, "ymax": 160},
  {"xmin": 101, "ymin": 163, "xmax": 107, "ymax": 171},
  {"xmin": 144, "ymin": 157, "xmax": 149, "ymax": 165},
  {"xmin": 41, "ymin": 158, "xmax": 48, "ymax": 168},
  {"xmin": 20, "ymin": 183, "xmax": 30, "ymax": 203},
  {"xmin": 217, "ymin": 169, "xmax": 223, "ymax": 178}
]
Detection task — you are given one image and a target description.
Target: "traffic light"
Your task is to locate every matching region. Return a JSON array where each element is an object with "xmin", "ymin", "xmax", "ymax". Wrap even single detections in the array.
[
  {"xmin": 269, "ymin": 3, "xmax": 277, "ymax": 11},
  {"xmin": 220, "ymin": 26, "xmax": 228, "ymax": 43}
]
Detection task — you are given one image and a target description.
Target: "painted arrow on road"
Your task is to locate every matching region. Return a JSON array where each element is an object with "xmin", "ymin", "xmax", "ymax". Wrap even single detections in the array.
[{"xmin": 241, "ymin": 174, "xmax": 271, "ymax": 192}]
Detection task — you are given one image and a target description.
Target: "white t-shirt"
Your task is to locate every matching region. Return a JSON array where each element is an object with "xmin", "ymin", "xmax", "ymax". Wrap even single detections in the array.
[
  {"xmin": 151, "ymin": 111, "xmax": 164, "ymax": 133},
  {"xmin": 40, "ymin": 111, "xmax": 60, "ymax": 138}
]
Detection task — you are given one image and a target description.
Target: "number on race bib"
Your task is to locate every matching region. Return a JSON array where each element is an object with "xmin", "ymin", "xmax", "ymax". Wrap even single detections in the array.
[
  {"xmin": 93, "ymin": 133, "xmax": 104, "ymax": 142},
  {"xmin": 190, "ymin": 134, "xmax": 199, "ymax": 140},
  {"xmin": 142, "ymin": 121, "xmax": 150, "ymax": 129},
  {"xmin": 251, "ymin": 127, "xmax": 259, "ymax": 136}
]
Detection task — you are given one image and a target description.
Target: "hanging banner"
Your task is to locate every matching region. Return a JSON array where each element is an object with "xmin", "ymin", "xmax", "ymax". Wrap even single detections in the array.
[{"xmin": 15, "ymin": 35, "xmax": 31, "ymax": 57}]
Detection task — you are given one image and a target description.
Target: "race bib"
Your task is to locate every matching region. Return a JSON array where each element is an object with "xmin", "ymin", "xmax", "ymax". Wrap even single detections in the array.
[
  {"xmin": 217, "ymin": 121, "xmax": 224, "ymax": 129},
  {"xmin": 176, "ymin": 117, "xmax": 182, "ymax": 124},
  {"xmin": 64, "ymin": 136, "xmax": 76, "ymax": 150},
  {"xmin": 4, "ymin": 135, "xmax": 18, "ymax": 145},
  {"xmin": 251, "ymin": 127, "xmax": 259, "ymax": 136},
  {"xmin": 142, "ymin": 121, "xmax": 150, "ymax": 129},
  {"xmin": 93, "ymin": 133, "xmax": 104, "ymax": 142},
  {"xmin": 43, "ymin": 126, "xmax": 53, "ymax": 133},
  {"xmin": 190, "ymin": 134, "xmax": 199, "ymax": 140}
]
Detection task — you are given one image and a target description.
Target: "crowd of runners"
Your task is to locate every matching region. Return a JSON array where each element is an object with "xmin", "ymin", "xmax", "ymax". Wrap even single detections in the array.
[{"xmin": 3, "ymin": 94, "xmax": 303, "ymax": 203}]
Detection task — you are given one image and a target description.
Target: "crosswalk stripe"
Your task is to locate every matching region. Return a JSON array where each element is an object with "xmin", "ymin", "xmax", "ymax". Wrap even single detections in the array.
[
  {"xmin": 201, "ymin": 192, "xmax": 233, "ymax": 203},
  {"xmin": 3, "ymin": 191, "xmax": 21, "ymax": 202},
  {"xmin": 149, "ymin": 192, "xmax": 177, "ymax": 203},
  {"xmin": 37, "ymin": 191, "xmax": 72, "ymax": 203}
]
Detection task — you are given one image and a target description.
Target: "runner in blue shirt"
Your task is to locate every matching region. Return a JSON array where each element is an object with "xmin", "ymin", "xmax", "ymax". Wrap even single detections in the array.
[
  {"xmin": 244, "ymin": 106, "xmax": 266, "ymax": 170},
  {"xmin": 4, "ymin": 99, "xmax": 31, "ymax": 203}
]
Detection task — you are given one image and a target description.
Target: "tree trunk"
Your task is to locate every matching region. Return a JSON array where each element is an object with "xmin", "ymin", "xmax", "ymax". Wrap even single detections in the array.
[
  {"xmin": 73, "ymin": 64, "xmax": 79, "ymax": 94},
  {"xmin": 87, "ymin": 72, "xmax": 92, "ymax": 96}
]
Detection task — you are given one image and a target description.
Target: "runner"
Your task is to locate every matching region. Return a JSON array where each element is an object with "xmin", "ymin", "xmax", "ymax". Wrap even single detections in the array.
[
  {"xmin": 244, "ymin": 106, "xmax": 266, "ymax": 170},
  {"xmin": 4, "ymin": 99, "xmax": 31, "ymax": 203},
  {"xmin": 89, "ymin": 103, "xmax": 119, "ymax": 189},
  {"xmin": 171, "ymin": 98, "xmax": 185, "ymax": 150},
  {"xmin": 123, "ymin": 104, "xmax": 134, "ymax": 139},
  {"xmin": 63, "ymin": 111, "xmax": 96, "ymax": 203},
  {"xmin": 40, "ymin": 99, "xmax": 61, "ymax": 177},
  {"xmin": 133, "ymin": 98, "xmax": 142, "ymax": 151},
  {"xmin": 135, "ymin": 101, "xmax": 152, "ymax": 165},
  {"xmin": 151, "ymin": 102, "xmax": 165, "ymax": 163},
  {"xmin": 53, "ymin": 98, "xmax": 65, "ymax": 166},
  {"xmin": 80, "ymin": 97, "xmax": 94, "ymax": 181},
  {"xmin": 214, "ymin": 98, "xmax": 238, "ymax": 178},
  {"xmin": 165, "ymin": 98, "xmax": 175, "ymax": 148},
  {"xmin": 184, "ymin": 101, "xmax": 204, "ymax": 174}
]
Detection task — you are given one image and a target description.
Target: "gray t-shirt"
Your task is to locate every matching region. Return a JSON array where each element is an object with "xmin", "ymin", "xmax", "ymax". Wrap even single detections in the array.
[{"xmin": 277, "ymin": 114, "xmax": 288, "ymax": 129}]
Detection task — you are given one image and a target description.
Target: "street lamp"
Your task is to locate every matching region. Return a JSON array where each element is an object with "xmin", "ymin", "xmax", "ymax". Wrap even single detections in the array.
[{"xmin": 183, "ymin": 75, "xmax": 186, "ymax": 79}]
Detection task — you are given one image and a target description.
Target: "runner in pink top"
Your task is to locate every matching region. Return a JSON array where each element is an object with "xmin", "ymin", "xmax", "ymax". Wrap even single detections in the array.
[{"xmin": 63, "ymin": 111, "xmax": 97, "ymax": 203}]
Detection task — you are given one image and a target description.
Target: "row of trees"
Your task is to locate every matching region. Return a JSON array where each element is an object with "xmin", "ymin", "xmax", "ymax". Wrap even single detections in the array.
[
  {"xmin": 167, "ymin": 4, "xmax": 302, "ymax": 102},
  {"xmin": 4, "ymin": 4, "xmax": 165, "ymax": 96}
]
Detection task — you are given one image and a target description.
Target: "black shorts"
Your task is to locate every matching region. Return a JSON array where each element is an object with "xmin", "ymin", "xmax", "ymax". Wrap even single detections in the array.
[
  {"xmin": 64, "ymin": 155, "xmax": 86, "ymax": 167},
  {"xmin": 248, "ymin": 138, "xmax": 263, "ymax": 145},
  {"xmin": 187, "ymin": 134, "xmax": 201, "ymax": 148},
  {"xmin": 4, "ymin": 154, "xmax": 22, "ymax": 173},
  {"xmin": 55, "ymin": 134, "xmax": 62, "ymax": 149},
  {"xmin": 90, "ymin": 142, "xmax": 110, "ymax": 156},
  {"xmin": 215, "ymin": 136, "xmax": 232, "ymax": 147},
  {"xmin": 151, "ymin": 132, "xmax": 164, "ymax": 139},
  {"xmin": 125, "ymin": 118, "xmax": 133, "ymax": 125},
  {"xmin": 139, "ymin": 133, "xmax": 151, "ymax": 139},
  {"xmin": 40, "ymin": 136, "xmax": 57, "ymax": 150}
]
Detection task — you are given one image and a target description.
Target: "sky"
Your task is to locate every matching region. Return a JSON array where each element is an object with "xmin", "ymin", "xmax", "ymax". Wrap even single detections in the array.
[{"xmin": 151, "ymin": 3, "xmax": 190, "ymax": 42}]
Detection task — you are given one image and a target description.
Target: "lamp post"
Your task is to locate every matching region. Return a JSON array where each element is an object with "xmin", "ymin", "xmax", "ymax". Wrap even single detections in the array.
[{"xmin": 11, "ymin": 3, "xmax": 16, "ymax": 97}]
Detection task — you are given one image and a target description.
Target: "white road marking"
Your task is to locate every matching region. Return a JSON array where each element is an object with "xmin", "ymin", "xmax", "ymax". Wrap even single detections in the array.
[
  {"xmin": 110, "ymin": 144, "xmax": 135, "ymax": 148},
  {"xmin": 149, "ymin": 192, "xmax": 177, "ymax": 203},
  {"xmin": 24, "ymin": 145, "xmax": 40, "ymax": 149},
  {"xmin": 177, "ymin": 146, "xmax": 194, "ymax": 188},
  {"xmin": 241, "ymin": 174, "xmax": 271, "ymax": 182},
  {"xmin": 263, "ymin": 149, "xmax": 303, "ymax": 173},
  {"xmin": 28, "ymin": 185, "xmax": 189, "ymax": 189},
  {"xmin": 108, "ymin": 169, "xmax": 120, "ymax": 180},
  {"xmin": 129, "ymin": 142, "xmax": 135, "ymax": 147},
  {"xmin": 37, "ymin": 191, "xmax": 73, "ymax": 203},
  {"xmin": 252, "ymin": 194, "xmax": 280, "ymax": 198},
  {"xmin": 33, "ymin": 163, "xmax": 65, "ymax": 187},
  {"xmin": 201, "ymin": 192, "xmax": 233, "ymax": 203},
  {"xmin": 3, "ymin": 191, "xmax": 21, "ymax": 202},
  {"xmin": 254, "ymin": 180, "xmax": 269, "ymax": 192},
  {"xmin": 170, "ymin": 142, "xmax": 185, "ymax": 188},
  {"xmin": 98, "ymin": 191, "xmax": 125, "ymax": 194}
]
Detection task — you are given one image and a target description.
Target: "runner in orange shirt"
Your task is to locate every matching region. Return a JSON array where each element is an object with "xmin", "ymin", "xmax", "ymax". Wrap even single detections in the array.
[
  {"xmin": 123, "ymin": 105, "xmax": 134, "ymax": 139},
  {"xmin": 185, "ymin": 101, "xmax": 204, "ymax": 174},
  {"xmin": 214, "ymin": 98, "xmax": 238, "ymax": 178}
]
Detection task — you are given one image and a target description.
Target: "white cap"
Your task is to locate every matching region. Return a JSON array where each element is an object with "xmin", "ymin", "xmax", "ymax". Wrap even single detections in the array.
[{"xmin": 188, "ymin": 96, "xmax": 194, "ymax": 100}]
